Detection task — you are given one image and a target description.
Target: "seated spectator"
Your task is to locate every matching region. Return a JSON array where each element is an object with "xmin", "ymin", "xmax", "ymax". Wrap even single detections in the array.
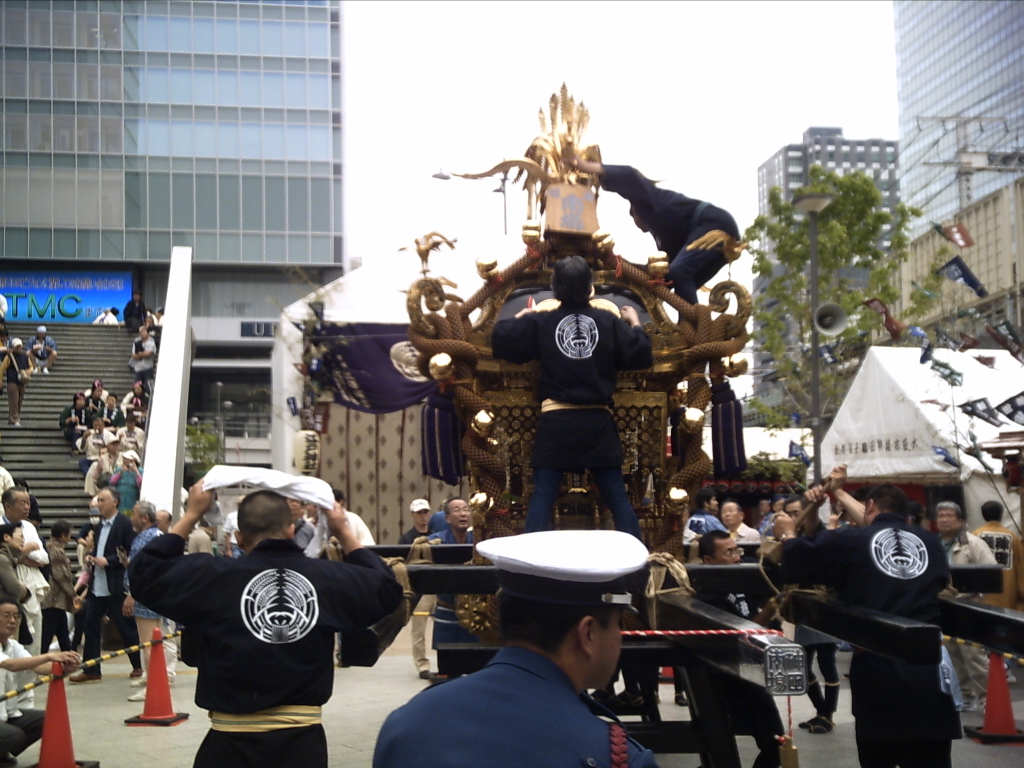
[
  {"xmin": 77, "ymin": 416, "xmax": 112, "ymax": 476},
  {"xmin": 27, "ymin": 326, "xmax": 57, "ymax": 375},
  {"xmin": 116, "ymin": 412, "xmax": 145, "ymax": 458},
  {"xmin": 123, "ymin": 291, "xmax": 147, "ymax": 334},
  {"xmin": 86, "ymin": 380, "xmax": 108, "ymax": 414},
  {"xmin": 59, "ymin": 393, "xmax": 90, "ymax": 447},
  {"xmin": 92, "ymin": 308, "xmax": 120, "ymax": 326},
  {"xmin": 128, "ymin": 326, "xmax": 157, "ymax": 389},
  {"xmin": 97, "ymin": 393, "xmax": 125, "ymax": 429},
  {"xmin": 121, "ymin": 382, "xmax": 149, "ymax": 427},
  {"xmin": 0, "ymin": 466, "xmax": 12, "ymax": 496},
  {"xmin": 83, "ymin": 435, "xmax": 122, "ymax": 497},
  {"xmin": 109, "ymin": 451, "xmax": 143, "ymax": 514},
  {"xmin": 0, "ymin": 598, "xmax": 81, "ymax": 765}
]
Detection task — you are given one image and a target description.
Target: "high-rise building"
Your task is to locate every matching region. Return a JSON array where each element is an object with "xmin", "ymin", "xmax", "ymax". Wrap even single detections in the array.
[
  {"xmin": 893, "ymin": 0, "xmax": 1024, "ymax": 336},
  {"xmin": 751, "ymin": 127, "xmax": 900, "ymax": 406},
  {"xmin": 893, "ymin": 0, "xmax": 1024, "ymax": 236},
  {"xmin": 0, "ymin": 0, "xmax": 342, "ymax": 443},
  {"xmin": 757, "ymin": 127, "xmax": 900, "ymax": 239}
]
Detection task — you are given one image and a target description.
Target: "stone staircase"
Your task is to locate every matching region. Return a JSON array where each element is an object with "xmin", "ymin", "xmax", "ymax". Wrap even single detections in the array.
[{"xmin": 2, "ymin": 323, "xmax": 137, "ymax": 535}]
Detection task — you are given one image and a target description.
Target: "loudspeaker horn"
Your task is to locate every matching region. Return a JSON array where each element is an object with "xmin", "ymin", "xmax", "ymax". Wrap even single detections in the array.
[{"xmin": 814, "ymin": 304, "xmax": 848, "ymax": 336}]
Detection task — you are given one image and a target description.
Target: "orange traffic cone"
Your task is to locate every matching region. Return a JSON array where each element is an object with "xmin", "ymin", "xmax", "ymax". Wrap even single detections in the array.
[
  {"xmin": 33, "ymin": 661, "xmax": 98, "ymax": 768},
  {"xmin": 124, "ymin": 628, "xmax": 189, "ymax": 727},
  {"xmin": 965, "ymin": 652, "xmax": 1024, "ymax": 744}
]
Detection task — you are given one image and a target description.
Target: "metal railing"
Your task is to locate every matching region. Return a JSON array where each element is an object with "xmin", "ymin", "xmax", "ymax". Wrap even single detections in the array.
[{"xmin": 191, "ymin": 412, "xmax": 272, "ymax": 439}]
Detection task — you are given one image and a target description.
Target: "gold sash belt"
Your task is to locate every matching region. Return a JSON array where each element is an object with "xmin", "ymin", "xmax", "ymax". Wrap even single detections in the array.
[
  {"xmin": 209, "ymin": 705, "xmax": 322, "ymax": 733},
  {"xmin": 541, "ymin": 398, "xmax": 611, "ymax": 414}
]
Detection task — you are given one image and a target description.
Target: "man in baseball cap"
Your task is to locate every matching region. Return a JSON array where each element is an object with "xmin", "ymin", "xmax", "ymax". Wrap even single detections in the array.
[
  {"xmin": 29, "ymin": 326, "xmax": 57, "ymax": 374},
  {"xmin": 374, "ymin": 530, "xmax": 658, "ymax": 767},
  {"xmin": 400, "ymin": 499, "xmax": 437, "ymax": 679}
]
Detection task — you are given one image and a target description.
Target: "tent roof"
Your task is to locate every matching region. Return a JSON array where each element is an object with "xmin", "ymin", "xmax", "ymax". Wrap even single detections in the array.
[{"xmin": 822, "ymin": 346, "xmax": 1022, "ymax": 482}]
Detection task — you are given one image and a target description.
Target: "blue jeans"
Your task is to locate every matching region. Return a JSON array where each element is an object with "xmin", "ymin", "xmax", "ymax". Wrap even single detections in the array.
[{"xmin": 527, "ymin": 467, "xmax": 642, "ymax": 540}]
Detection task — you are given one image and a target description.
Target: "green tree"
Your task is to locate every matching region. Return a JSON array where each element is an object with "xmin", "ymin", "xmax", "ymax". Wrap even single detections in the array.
[
  {"xmin": 185, "ymin": 423, "xmax": 221, "ymax": 478},
  {"xmin": 745, "ymin": 166, "xmax": 940, "ymax": 429}
]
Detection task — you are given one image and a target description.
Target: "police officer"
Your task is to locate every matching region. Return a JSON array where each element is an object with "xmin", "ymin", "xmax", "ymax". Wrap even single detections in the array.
[
  {"xmin": 130, "ymin": 475, "xmax": 403, "ymax": 768},
  {"xmin": 776, "ymin": 482, "xmax": 962, "ymax": 768},
  {"xmin": 373, "ymin": 530, "xmax": 659, "ymax": 768}
]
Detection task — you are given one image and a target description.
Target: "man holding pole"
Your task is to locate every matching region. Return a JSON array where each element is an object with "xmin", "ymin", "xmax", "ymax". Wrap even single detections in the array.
[{"xmin": 130, "ymin": 474, "xmax": 402, "ymax": 768}]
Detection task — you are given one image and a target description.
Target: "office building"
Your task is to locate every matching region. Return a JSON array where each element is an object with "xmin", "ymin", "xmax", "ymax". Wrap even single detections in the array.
[
  {"xmin": 893, "ymin": 0, "xmax": 1024, "ymax": 236},
  {"xmin": 893, "ymin": 0, "xmax": 1024, "ymax": 338},
  {"xmin": 0, "ymin": 0, "xmax": 343, "ymax": 451}
]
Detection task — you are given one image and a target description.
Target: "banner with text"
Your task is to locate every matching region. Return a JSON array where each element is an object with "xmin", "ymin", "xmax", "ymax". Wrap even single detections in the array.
[{"xmin": 0, "ymin": 271, "xmax": 133, "ymax": 324}]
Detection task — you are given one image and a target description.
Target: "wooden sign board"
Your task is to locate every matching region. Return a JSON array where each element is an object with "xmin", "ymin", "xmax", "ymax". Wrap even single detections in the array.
[{"xmin": 544, "ymin": 183, "xmax": 599, "ymax": 234}]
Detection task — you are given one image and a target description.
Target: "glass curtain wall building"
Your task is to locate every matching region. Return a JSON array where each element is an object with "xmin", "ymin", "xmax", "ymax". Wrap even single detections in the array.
[
  {"xmin": 1, "ymin": 0, "xmax": 342, "ymax": 444},
  {"xmin": 893, "ymin": 0, "xmax": 1024, "ymax": 236}
]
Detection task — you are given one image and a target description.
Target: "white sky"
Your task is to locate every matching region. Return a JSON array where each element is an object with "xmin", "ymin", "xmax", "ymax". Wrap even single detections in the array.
[
  {"xmin": 342, "ymin": 0, "xmax": 899, "ymax": 262},
  {"xmin": 340, "ymin": 0, "xmax": 901, "ymax": 393}
]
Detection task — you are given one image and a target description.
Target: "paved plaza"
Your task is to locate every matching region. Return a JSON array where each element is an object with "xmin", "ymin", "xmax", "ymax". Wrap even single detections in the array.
[{"xmin": 15, "ymin": 625, "xmax": 1024, "ymax": 768}]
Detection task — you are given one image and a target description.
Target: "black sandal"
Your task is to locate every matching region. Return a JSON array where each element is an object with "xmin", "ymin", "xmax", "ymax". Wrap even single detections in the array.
[{"xmin": 807, "ymin": 716, "xmax": 835, "ymax": 734}]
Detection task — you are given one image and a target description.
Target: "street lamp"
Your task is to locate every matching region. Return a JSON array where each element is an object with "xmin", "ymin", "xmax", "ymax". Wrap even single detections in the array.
[
  {"xmin": 493, "ymin": 171, "xmax": 509, "ymax": 236},
  {"xmin": 792, "ymin": 192, "xmax": 835, "ymax": 485},
  {"xmin": 214, "ymin": 381, "xmax": 224, "ymax": 463},
  {"xmin": 432, "ymin": 169, "xmax": 508, "ymax": 235}
]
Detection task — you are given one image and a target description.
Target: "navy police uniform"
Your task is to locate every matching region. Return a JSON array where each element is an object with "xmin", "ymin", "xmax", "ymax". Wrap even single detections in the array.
[
  {"xmin": 781, "ymin": 512, "xmax": 961, "ymax": 765},
  {"xmin": 492, "ymin": 302, "xmax": 652, "ymax": 537},
  {"xmin": 374, "ymin": 646, "xmax": 657, "ymax": 768},
  {"xmin": 374, "ymin": 530, "xmax": 658, "ymax": 768},
  {"xmin": 130, "ymin": 533, "xmax": 402, "ymax": 768},
  {"xmin": 601, "ymin": 165, "xmax": 739, "ymax": 304}
]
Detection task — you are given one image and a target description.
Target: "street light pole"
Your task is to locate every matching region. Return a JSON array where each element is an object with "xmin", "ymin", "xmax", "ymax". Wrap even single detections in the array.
[
  {"xmin": 792, "ymin": 193, "xmax": 834, "ymax": 485},
  {"xmin": 494, "ymin": 171, "xmax": 508, "ymax": 236},
  {"xmin": 215, "ymin": 381, "xmax": 224, "ymax": 464}
]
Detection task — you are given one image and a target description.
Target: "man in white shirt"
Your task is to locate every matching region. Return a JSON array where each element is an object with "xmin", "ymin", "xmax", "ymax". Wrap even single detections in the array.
[
  {"xmin": 0, "ymin": 488, "xmax": 48, "ymax": 655},
  {"xmin": 128, "ymin": 326, "xmax": 157, "ymax": 389},
  {"xmin": 92, "ymin": 307, "xmax": 121, "ymax": 326},
  {"xmin": 0, "ymin": 598, "xmax": 80, "ymax": 764}
]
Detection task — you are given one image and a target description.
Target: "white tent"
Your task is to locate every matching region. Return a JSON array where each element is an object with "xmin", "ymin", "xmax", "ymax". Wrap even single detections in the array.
[
  {"xmin": 270, "ymin": 236, "xmax": 524, "ymax": 541},
  {"xmin": 821, "ymin": 346, "xmax": 1022, "ymax": 528}
]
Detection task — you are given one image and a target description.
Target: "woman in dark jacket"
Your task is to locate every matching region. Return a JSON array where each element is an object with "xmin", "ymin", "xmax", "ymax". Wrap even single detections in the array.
[{"xmin": 1, "ymin": 339, "xmax": 34, "ymax": 427}]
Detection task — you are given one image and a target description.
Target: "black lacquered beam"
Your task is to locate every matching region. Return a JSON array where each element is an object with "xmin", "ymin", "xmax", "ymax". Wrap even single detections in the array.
[
  {"xmin": 646, "ymin": 594, "xmax": 807, "ymax": 695},
  {"xmin": 364, "ymin": 544, "xmax": 475, "ymax": 564},
  {"xmin": 949, "ymin": 564, "xmax": 1003, "ymax": 594},
  {"xmin": 405, "ymin": 564, "xmax": 499, "ymax": 594},
  {"xmin": 939, "ymin": 597, "xmax": 1024, "ymax": 656},
  {"xmin": 783, "ymin": 591, "xmax": 942, "ymax": 664},
  {"xmin": 684, "ymin": 564, "xmax": 780, "ymax": 597}
]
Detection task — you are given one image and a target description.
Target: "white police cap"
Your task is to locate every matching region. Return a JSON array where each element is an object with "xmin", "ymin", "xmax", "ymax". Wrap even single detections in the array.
[{"xmin": 477, "ymin": 530, "xmax": 649, "ymax": 608}]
